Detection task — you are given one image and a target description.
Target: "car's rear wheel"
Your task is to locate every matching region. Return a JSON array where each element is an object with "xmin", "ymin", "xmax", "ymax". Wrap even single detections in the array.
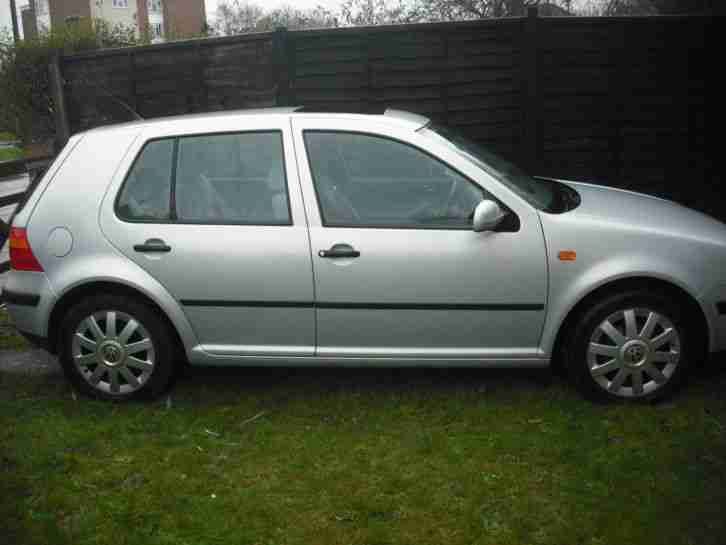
[
  {"xmin": 565, "ymin": 291, "xmax": 693, "ymax": 402},
  {"xmin": 58, "ymin": 295, "xmax": 176, "ymax": 401}
]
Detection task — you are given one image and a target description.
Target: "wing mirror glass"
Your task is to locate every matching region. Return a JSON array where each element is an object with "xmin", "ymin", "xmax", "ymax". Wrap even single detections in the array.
[{"xmin": 472, "ymin": 199, "xmax": 506, "ymax": 232}]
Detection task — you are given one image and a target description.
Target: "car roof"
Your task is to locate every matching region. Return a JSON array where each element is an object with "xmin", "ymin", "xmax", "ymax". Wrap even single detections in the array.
[{"xmin": 84, "ymin": 107, "xmax": 431, "ymax": 136}]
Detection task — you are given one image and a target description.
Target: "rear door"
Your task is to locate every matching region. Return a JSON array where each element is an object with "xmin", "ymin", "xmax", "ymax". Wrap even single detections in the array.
[{"xmin": 101, "ymin": 119, "xmax": 315, "ymax": 357}]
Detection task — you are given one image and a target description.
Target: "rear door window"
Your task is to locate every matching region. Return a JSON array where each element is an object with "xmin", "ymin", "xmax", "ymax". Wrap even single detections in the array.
[
  {"xmin": 175, "ymin": 131, "xmax": 290, "ymax": 224},
  {"xmin": 116, "ymin": 131, "xmax": 290, "ymax": 225}
]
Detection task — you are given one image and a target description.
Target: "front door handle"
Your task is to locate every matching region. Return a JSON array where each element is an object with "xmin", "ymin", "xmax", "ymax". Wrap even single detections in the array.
[
  {"xmin": 133, "ymin": 238, "xmax": 172, "ymax": 253},
  {"xmin": 318, "ymin": 243, "xmax": 360, "ymax": 259}
]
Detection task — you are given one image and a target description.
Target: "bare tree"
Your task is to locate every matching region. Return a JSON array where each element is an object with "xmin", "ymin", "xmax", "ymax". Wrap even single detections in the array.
[
  {"xmin": 414, "ymin": 0, "xmax": 542, "ymax": 19},
  {"xmin": 339, "ymin": 0, "xmax": 574, "ymax": 25},
  {"xmin": 340, "ymin": 0, "xmax": 421, "ymax": 25},
  {"xmin": 213, "ymin": 0, "xmax": 265, "ymax": 35},
  {"xmin": 577, "ymin": 0, "xmax": 657, "ymax": 15},
  {"xmin": 581, "ymin": 0, "xmax": 719, "ymax": 15},
  {"xmin": 255, "ymin": 6, "xmax": 340, "ymax": 31},
  {"xmin": 651, "ymin": 0, "xmax": 719, "ymax": 14},
  {"xmin": 214, "ymin": 2, "xmax": 340, "ymax": 35}
]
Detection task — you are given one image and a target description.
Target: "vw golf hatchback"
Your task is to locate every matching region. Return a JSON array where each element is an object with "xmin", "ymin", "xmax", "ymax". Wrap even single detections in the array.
[{"xmin": 5, "ymin": 108, "xmax": 726, "ymax": 402}]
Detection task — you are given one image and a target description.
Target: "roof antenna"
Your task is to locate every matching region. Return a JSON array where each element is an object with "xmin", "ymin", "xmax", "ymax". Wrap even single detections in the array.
[
  {"xmin": 97, "ymin": 84, "xmax": 144, "ymax": 120},
  {"xmin": 69, "ymin": 79, "xmax": 144, "ymax": 120}
]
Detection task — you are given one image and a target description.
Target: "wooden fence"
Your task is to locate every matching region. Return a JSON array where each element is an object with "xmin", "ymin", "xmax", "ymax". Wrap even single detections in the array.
[{"xmin": 49, "ymin": 11, "xmax": 717, "ymax": 219}]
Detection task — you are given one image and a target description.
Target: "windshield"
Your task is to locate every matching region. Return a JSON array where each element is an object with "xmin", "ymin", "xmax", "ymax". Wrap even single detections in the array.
[{"xmin": 421, "ymin": 123, "xmax": 555, "ymax": 210}]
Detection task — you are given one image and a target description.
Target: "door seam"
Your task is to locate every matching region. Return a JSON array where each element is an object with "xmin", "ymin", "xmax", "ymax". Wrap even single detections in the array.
[{"xmin": 288, "ymin": 116, "xmax": 319, "ymax": 355}]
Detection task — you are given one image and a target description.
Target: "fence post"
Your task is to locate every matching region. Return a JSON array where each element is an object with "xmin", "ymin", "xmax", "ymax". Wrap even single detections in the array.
[
  {"xmin": 440, "ymin": 31, "xmax": 449, "ymax": 125},
  {"xmin": 272, "ymin": 27, "xmax": 291, "ymax": 107},
  {"xmin": 609, "ymin": 23, "xmax": 626, "ymax": 184},
  {"xmin": 522, "ymin": 6, "xmax": 541, "ymax": 173},
  {"xmin": 362, "ymin": 32, "xmax": 372, "ymax": 113},
  {"xmin": 49, "ymin": 52, "xmax": 70, "ymax": 149},
  {"xmin": 127, "ymin": 52, "xmax": 138, "ymax": 116}
]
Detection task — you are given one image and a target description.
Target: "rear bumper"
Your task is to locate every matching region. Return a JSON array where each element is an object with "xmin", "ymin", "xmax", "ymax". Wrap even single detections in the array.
[
  {"xmin": 2, "ymin": 290, "xmax": 40, "ymax": 306},
  {"xmin": 700, "ymin": 284, "xmax": 726, "ymax": 353},
  {"xmin": 1, "ymin": 270, "xmax": 56, "ymax": 341}
]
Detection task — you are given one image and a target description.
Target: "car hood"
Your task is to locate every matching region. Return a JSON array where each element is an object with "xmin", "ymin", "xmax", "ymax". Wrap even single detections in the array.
[{"xmin": 555, "ymin": 180, "xmax": 726, "ymax": 246}]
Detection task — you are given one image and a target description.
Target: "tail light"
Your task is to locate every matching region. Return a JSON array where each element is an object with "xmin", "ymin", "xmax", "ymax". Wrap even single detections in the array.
[{"xmin": 9, "ymin": 227, "xmax": 44, "ymax": 272}]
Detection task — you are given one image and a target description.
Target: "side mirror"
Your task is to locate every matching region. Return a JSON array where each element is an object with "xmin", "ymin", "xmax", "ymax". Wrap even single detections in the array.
[{"xmin": 472, "ymin": 200, "xmax": 506, "ymax": 232}]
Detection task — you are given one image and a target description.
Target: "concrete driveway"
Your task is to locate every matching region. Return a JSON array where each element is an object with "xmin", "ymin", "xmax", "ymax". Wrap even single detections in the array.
[{"xmin": 0, "ymin": 348, "xmax": 59, "ymax": 375}]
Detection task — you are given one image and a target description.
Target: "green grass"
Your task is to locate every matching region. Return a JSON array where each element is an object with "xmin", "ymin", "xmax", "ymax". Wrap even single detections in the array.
[
  {"xmin": 1, "ymin": 313, "xmax": 725, "ymax": 545},
  {"xmin": 0, "ymin": 146, "xmax": 23, "ymax": 162},
  {"xmin": 0, "ymin": 131, "xmax": 19, "ymax": 142},
  {"xmin": 0, "ymin": 309, "xmax": 29, "ymax": 350}
]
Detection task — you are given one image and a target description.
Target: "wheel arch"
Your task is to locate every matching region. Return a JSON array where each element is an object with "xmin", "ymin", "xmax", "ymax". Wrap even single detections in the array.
[
  {"xmin": 47, "ymin": 280, "xmax": 188, "ymax": 361},
  {"xmin": 549, "ymin": 275, "xmax": 709, "ymax": 375}
]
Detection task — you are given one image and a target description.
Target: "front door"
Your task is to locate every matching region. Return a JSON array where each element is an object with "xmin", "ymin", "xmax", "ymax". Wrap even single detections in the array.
[
  {"xmin": 291, "ymin": 117, "xmax": 547, "ymax": 362},
  {"xmin": 101, "ymin": 122, "xmax": 315, "ymax": 356}
]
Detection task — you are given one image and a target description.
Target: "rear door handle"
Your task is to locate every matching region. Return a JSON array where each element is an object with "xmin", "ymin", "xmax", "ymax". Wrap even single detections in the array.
[
  {"xmin": 133, "ymin": 238, "xmax": 172, "ymax": 253},
  {"xmin": 318, "ymin": 243, "xmax": 360, "ymax": 259}
]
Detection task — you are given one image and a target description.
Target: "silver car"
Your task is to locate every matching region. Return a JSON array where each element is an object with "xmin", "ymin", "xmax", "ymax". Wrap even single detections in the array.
[{"xmin": 4, "ymin": 107, "xmax": 725, "ymax": 402}]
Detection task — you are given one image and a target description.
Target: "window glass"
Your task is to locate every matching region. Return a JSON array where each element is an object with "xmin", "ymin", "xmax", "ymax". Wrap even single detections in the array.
[
  {"xmin": 117, "ymin": 139, "xmax": 173, "ymax": 221},
  {"xmin": 422, "ymin": 123, "xmax": 555, "ymax": 211},
  {"xmin": 151, "ymin": 22, "xmax": 163, "ymax": 40},
  {"xmin": 175, "ymin": 132, "xmax": 290, "ymax": 224},
  {"xmin": 304, "ymin": 132, "xmax": 485, "ymax": 228}
]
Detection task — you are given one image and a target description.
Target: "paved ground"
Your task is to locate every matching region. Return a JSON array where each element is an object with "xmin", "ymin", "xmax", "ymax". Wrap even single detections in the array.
[{"xmin": 0, "ymin": 348, "xmax": 60, "ymax": 375}]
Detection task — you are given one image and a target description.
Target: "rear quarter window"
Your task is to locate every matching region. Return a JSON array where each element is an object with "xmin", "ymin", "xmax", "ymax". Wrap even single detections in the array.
[{"xmin": 116, "ymin": 139, "xmax": 174, "ymax": 221}]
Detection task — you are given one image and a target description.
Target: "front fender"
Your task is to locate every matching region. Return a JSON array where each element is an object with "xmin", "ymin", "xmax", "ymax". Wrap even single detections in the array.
[{"xmin": 539, "ymin": 213, "xmax": 717, "ymax": 356}]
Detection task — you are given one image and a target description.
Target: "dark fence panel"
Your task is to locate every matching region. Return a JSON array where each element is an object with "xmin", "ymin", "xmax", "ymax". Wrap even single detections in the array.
[
  {"xmin": 537, "ymin": 16, "xmax": 713, "ymax": 216},
  {"xmin": 58, "ymin": 13, "xmax": 717, "ymax": 218},
  {"xmin": 62, "ymin": 32, "xmax": 278, "ymax": 133}
]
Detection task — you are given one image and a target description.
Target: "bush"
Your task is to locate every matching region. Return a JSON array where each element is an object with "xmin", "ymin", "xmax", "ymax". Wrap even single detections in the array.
[{"xmin": 0, "ymin": 20, "xmax": 143, "ymax": 146}]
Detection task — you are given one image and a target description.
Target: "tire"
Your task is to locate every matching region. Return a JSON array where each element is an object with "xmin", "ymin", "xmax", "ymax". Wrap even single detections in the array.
[
  {"xmin": 58, "ymin": 294, "xmax": 177, "ymax": 401},
  {"xmin": 564, "ymin": 290, "xmax": 695, "ymax": 403}
]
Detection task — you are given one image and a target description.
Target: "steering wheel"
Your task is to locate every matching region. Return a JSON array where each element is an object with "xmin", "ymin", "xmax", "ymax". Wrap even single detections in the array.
[
  {"xmin": 444, "ymin": 175, "xmax": 460, "ymax": 211},
  {"xmin": 407, "ymin": 175, "xmax": 459, "ymax": 221}
]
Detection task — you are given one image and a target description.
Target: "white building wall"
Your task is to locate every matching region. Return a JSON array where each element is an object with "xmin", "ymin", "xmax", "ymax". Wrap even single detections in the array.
[
  {"xmin": 90, "ymin": 0, "xmax": 136, "ymax": 31},
  {"xmin": 34, "ymin": 0, "xmax": 51, "ymax": 32},
  {"xmin": 147, "ymin": 0, "xmax": 164, "ymax": 42}
]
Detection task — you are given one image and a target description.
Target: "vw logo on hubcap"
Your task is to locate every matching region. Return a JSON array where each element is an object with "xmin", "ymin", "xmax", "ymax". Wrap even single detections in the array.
[
  {"xmin": 621, "ymin": 340, "xmax": 649, "ymax": 367},
  {"xmin": 99, "ymin": 341, "xmax": 125, "ymax": 366}
]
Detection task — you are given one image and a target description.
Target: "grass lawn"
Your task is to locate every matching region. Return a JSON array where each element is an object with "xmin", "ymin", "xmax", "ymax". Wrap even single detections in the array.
[
  {"xmin": 1, "ymin": 307, "xmax": 725, "ymax": 545},
  {"xmin": 0, "ymin": 308, "xmax": 29, "ymax": 350},
  {"xmin": 0, "ymin": 146, "xmax": 23, "ymax": 162}
]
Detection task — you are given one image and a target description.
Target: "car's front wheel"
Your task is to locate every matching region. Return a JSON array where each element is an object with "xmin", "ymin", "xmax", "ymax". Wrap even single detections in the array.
[
  {"xmin": 59, "ymin": 295, "xmax": 176, "ymax": 401},
  {"xmin": 565, "ymin": 291, "xmax": 693, "ymax": 402}
]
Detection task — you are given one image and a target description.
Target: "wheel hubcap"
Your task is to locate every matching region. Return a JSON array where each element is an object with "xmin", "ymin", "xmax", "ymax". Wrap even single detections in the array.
[
  {"xmin": 71, "ymin": 310, "xmax": 156, "ymax": 395},
  {"xmin": 587, "ymin": 308, "xmax": 681, "ymax": 398},
  {"xmin": 98, "ymin": 341, "xmax": 125, "ymax": 366},
  {"xmin": 621, "ymin": 339, "xmax": 649, "ymax": 367}
]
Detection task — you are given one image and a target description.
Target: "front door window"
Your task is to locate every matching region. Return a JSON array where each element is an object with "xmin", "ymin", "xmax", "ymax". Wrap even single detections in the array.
[{"xmin": 303, "ymin": 131, "xmax": 486, "ymax": 229}]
